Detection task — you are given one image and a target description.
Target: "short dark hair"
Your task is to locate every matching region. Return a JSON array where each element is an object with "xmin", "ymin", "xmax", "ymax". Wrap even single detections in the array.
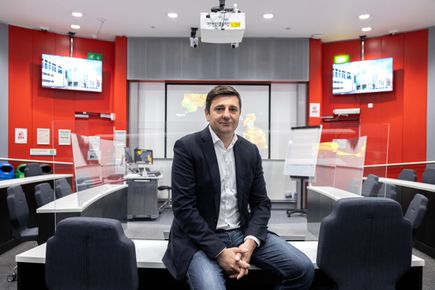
[{"xmin": 205, "ymin": 85, "xmax": 241, "ymax": 112}]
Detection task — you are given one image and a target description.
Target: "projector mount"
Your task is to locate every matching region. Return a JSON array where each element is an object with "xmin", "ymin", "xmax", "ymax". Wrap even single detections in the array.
[{"xmin": 211, "ymin": 0, "xmax": 239, "ymax": 12}]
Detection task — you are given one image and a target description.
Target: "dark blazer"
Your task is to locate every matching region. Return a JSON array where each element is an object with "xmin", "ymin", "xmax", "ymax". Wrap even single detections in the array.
[{"xmin": 163, "ymin": 127, "xmax": 271, "ymax": 280}]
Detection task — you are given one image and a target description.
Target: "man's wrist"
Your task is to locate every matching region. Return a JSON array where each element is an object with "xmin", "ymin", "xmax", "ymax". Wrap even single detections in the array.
[
  {"xmin": 244, "ymin": 235, "xmax": 260, "ymax": 247},
  {"xmin": 215, "ymin": 247, "xmax": 226, "ymax": 259}
]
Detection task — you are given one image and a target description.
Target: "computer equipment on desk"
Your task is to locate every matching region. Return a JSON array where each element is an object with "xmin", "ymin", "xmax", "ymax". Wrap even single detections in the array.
[
  {"xmin": 145, "ymin": 167, "xmax": 161, "ymax": 177},
  {"xmin": 134, "ymin": 148, "xmax": 153, "ymax": 165}
]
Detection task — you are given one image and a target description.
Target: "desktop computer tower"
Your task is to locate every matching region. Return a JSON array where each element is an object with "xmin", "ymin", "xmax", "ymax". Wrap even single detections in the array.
[{"xmin": 127, "ymin": 178, "xmax": 159, "ymax": 219}]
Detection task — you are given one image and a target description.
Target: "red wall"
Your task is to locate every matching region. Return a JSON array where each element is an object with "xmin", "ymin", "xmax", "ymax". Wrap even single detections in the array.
[
  {"xmin": 8, "ymin": 26, "xmax": 127, "ymax": 169},
  {"xmin": 309, "ymin": 30, "xmax": 428, "ymax": 178}
]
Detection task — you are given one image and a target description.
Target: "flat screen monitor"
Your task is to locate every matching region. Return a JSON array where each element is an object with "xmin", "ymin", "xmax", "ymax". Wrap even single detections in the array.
[
  {"xmin": 125, "ymin": 147, "xmax": 134, "ymax": 163},
  {"xmin": 134, "ymin": 148, "xmax": 153, "ymax": 164},
  {"xmin": 332, "ymin": 57, "xmax": 393, "ymax": 95},
  {"xmin": 41, "ymin": 54, "xmax": 102, "ymax": 92}
]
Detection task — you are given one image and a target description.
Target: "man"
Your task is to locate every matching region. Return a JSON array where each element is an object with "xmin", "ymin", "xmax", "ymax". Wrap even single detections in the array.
[{"xmin": 163, "ymin": 85, "xmax": 314, "ymax": 289}]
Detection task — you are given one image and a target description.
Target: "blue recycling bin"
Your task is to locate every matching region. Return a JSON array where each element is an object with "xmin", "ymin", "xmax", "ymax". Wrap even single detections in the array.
[{"xmin": 0, "ymin": 162, "xmax": 15, "ymax": 180}]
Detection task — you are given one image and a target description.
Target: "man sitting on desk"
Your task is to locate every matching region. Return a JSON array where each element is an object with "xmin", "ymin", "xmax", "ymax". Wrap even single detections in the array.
[{"xmin": 163, "ymin": 85, "xmax": 314, "ymax": 289}]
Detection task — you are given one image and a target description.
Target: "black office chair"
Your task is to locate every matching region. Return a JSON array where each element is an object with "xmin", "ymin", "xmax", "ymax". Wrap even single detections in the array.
[
  {"xmin": 158, "ymin": 185, "xmax": 172, "ymax": 211},
  {"xmin": 6, "ymin": 185, "xmax": 39, "ymax": 282},
  {"xmin": 377, "ymin": 183, "xmax": 398, "ymax": 201},
  {"xmin": 24, "ymin": 163, "xmax": 44, "ymax": 177},
  {"xmin": 317, "ymin": 197, "xmax": 412, "ymax": 290},
  {"xmin": 361, "ymin": 174, "xmax": 381, "ymax": 197},
  {"xmin": 398, "ymin": 168, "xmax": 417, "ymax": 182},
  {"xmin": 422, "ymin": 167, "xmax": 435, "ymax": 184},
  {"xmin": 34, "ymin": 183, "xmax": 55, "ymax": 207},
  {"xmin": 40, "ymin": 163, "xmax": 52, "ymax": 174},
  {"xmin": 405, "ymin": 193, "xmax": 428, "ymax": 240},
  {"xmin": 54, "ymin": 178, "xmax": 73, "ymax": 198},
  {"xmin": 46, "ymin": 217, "xmax": 138, "ymax": 290}
]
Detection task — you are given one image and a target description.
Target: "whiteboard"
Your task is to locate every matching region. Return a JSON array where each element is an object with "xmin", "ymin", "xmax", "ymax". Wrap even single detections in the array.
[{"xmin": 283, "ymin": 126, "xmax": 322, "ymax": 177}]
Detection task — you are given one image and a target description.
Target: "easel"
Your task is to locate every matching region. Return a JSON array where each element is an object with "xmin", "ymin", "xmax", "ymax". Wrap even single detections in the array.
[{"xmin": 287, "ymin": 175, "xmax": 309, "ymax": 216}]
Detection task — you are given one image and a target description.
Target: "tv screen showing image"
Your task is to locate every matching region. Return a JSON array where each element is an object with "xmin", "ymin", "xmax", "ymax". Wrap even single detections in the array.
[
  {"xmin": 41, "ymin": 54, "xmax": 102, "ymax": 92},
  {"xmin": 332, "ymin": 57, "xmax": 393, "ymax": 95},
  {"xmin": 134, "ymin": 148, "xmax": 153, "ymax": 164}
]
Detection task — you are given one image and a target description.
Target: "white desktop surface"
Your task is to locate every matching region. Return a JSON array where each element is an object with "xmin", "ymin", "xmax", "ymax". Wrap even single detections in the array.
[
  {"xmin": 16, "ymin": 239, "xmax": 425, "ymax": 268},
  {"xmin": 36, "ymin": 183, "xmax": 127, "ymax": 213},
  {"xmin": 379, "ymin": 177, "xmax": 435, "ymax": 192},
  {"xmin": 124, "ymin": 173, "xmax": 162, "ymax": 180},
  {"xmin": 307, "ymin": 186, "xmax": 362, "ymax": 201},
  {"xmin": 0, "ymin": 174, "xmax": 72, "ymax": 189}
]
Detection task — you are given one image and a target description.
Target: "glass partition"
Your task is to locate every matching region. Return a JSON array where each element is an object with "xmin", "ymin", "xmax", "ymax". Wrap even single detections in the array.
[{"xmin": 307, "ymin": 123, "xmax": 389, "ymax": 238}]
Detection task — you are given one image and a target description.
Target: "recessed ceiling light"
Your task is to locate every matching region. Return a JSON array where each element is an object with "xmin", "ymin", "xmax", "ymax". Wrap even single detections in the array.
[
  {"xmin": 72, "ymin": 12, "xmax": 83, "ymax": 18},
  {"xmin": 361, "ymin": 27, "xmax": 372, "ymax": 32},
  {"xmin": 70, "ymin": 24, "xmax": 81, "ymax": 30},
  {"xmin": 263, "ymin": 13, "xmax": 274, "ymax": 19},
  {"xmin": 167, "ymin": 12, "xmax": 178, "ymax": 18},
  {"xmin": 359, "ymin": 14, "xmax": 370, "ymax": 20}
]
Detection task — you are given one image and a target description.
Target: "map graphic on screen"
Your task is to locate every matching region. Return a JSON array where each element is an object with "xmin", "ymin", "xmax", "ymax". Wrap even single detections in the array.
[{"xmin": 167, "ymin": 84, "xmax": 269, "ymax": 158}]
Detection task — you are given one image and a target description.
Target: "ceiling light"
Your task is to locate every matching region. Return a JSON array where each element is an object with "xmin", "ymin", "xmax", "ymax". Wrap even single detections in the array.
[
  {"xmin": 72, "ymin": 12, "xmax": 83, "ymax": 18},
  {"xmin": 70, "ymin": 24, "xmax": 81, "ymax": 30},
  {"xmin": 263, "ymin": 13, "xmax": 274, "ymax": 19},
  {"xmin": 361, "ymin": 27, "xmax": 372, "ymax": 32},
  {"xmin": 167, "ymin": 12, "xmax": 178, "ymax": 18},
  {"xmin": 359, "ymin": 14, "xmax": 370, "ymax": 20}
]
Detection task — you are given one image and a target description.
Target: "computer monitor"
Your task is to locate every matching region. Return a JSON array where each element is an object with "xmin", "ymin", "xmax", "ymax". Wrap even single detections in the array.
[
  {"xmin": 125, "ymin": 147, "xmax": 134, "ymax": 163},
  {"xmin": 134, "ymin": 148, "xmax": 153, "ymax": 164}
]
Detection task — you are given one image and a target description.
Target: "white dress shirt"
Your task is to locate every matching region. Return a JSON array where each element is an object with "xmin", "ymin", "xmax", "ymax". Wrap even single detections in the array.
[{"xmin": 209, "ymin": 126, "xmax": 260, "ymax": 247}]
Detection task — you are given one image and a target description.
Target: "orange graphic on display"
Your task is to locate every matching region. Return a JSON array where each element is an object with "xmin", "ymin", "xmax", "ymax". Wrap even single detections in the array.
[
  {"xmin": 182, "ymin": 93, "xmax": 207, "ymax": 112},
  {"xmin": 243, "ymin": 113, "xmax": 268, "ymax": 149}
]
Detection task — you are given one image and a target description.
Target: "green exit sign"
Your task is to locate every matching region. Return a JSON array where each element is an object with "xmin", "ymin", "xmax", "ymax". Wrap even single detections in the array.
[
  {"xmin": 334, "ymin": 54, "xmax": 350, "ymax": 64},
  {"xmin": 88, "ymin": 52, "xmax": 103, "ymax": 61}
]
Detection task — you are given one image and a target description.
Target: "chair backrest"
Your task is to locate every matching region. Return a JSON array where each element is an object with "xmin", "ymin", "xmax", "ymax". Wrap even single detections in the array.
[
  {"xmin": 40, "ymin": 164, "xmax": 52, "ymax": 174},
  {"xmin": 46, "ymin": 217, "xmax": 138, "ymax": 290},
  {"xmin": 34, "ymin": 183, "xmax": 54, "ymax": 207},
  {"xmin": 54, "ymin": 178, "xmax": 73, "ymax": 198},
  {"xmin": 422, "ymin": 167, "xmax": 435, "ymax": 185},
  {"xmin": 398, "ymin": 169, "xmax": 417, "ymax": 182},
  {"xmin": 24, "ymin": 163, "xmax": 44, "ymax": 177},
  {"xmin": 361, "ymin": 174, "xmax": 381, "ymax": 197},
  {"xmin": 317, "ymin": 197, "xmax": 412, "ymax": 290},
  {"xmin": 405, "ymin": 193, "xmax": 428, "ymax": 234},
  {"xmin": 7, "ymin": 185, "xmax": 38, "ymax": 241},
  {"xmin": 377, "ymin": 183, "xmax": 397, "ymax": 201}
]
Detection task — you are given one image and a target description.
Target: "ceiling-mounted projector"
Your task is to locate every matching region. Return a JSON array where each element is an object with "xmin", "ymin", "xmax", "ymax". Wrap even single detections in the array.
[{"xmin": 200, "ymin": 2, "xmax": 245, "ymax": 44}]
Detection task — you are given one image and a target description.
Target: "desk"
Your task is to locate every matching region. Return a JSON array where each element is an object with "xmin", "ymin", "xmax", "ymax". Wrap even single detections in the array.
[
  {"xmin": 379, "ymin": 177, "xmax": 435, "ymax": 257},
  {"xmin": 16, "ymin": 240, "xmax": 424, "ymax": 290},
  {"xmin": 0, "ymin": 174, "xmax": 72, "ymax": 254},
  {"xmin": 124, "ymin": 174, "xmax": 162, "ymax": 219},
  {"xmin": 307, "ymin": 186, "xmax": 362, "ymax": 237},
  {"xmin": 36, "ymin": 183, "xmax": 127, "ymax": 244}
]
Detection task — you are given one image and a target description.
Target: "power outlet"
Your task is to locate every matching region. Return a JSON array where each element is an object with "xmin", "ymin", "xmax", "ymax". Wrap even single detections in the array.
[{"xmin": 368, "ymin": 103, "xmax": 374, "ymax": 109}]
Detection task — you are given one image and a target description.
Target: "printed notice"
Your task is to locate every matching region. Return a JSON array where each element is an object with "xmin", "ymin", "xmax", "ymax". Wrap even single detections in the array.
[
  {"xmin": 37, "ymin": 128, "xmax": 50, "ymax": 145},
  {"xmin": 58, "ymin": 129, "xmax": 71, "ymax": 145},
  {"xmin": 15, "ymin": 128, "xmax": 27, "ymax": 144}
]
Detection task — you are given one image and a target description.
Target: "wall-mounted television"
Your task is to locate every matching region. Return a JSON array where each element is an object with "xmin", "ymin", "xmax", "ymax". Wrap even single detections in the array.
[
  {"xmin": 41, "ymin": 54, "xmax": 102, "ymax": 92},
  {"xmin": 332, "ymin": 57, "xmax": 393, "ymax": 95}
]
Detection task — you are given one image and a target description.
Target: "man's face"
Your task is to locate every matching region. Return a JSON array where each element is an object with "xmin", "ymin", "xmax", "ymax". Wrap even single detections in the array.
[{"xmin": 205, "ymin": 95, "xmax": 241, "ymax": 138}]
